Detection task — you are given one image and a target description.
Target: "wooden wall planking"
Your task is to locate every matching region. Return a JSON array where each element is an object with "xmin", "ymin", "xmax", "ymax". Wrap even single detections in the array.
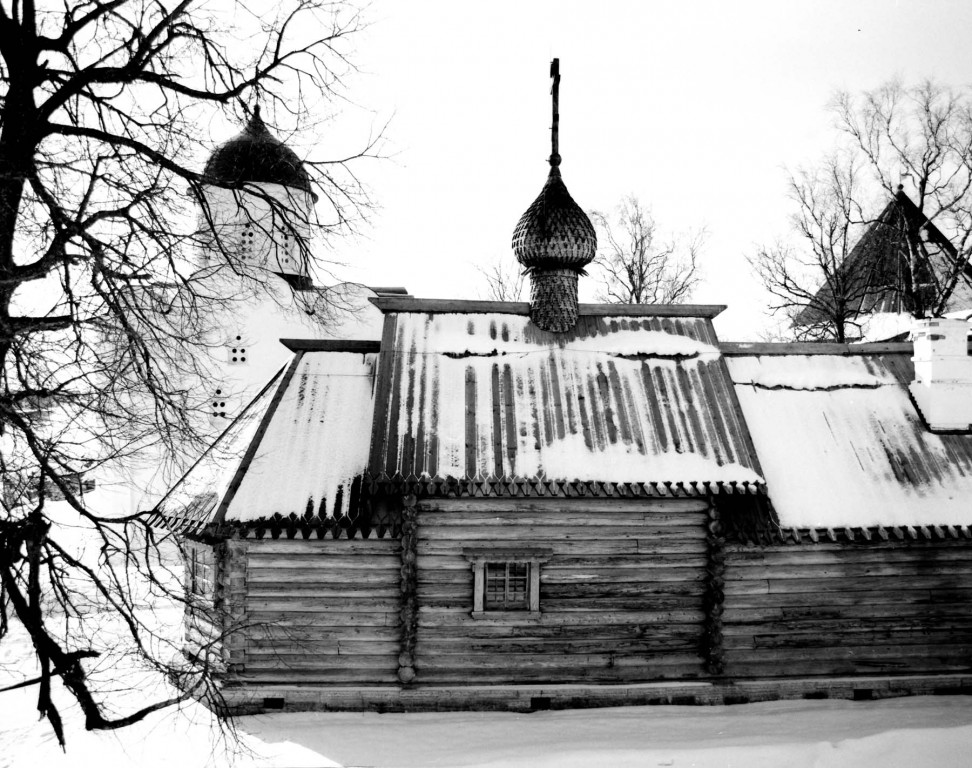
[
  {"xmin": 183, "ymin": 541, "xmax": 223, "ymax": 668},
  {"xmin": 242, "ymin": 537, "xmax": 402, "ymax": 685},
  {"xmin": 413, "ymin": 498, "xmax": 709, "ymax": 685},
  {"xmin": 722, "ymin": 540, "xmax": 972, "ymax": 679}
]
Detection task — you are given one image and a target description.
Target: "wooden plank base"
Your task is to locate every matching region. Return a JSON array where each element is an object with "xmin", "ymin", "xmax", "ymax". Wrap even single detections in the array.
[{"xmin": 210, "ymin": 674, "xmax": 972, "ymax": 716}]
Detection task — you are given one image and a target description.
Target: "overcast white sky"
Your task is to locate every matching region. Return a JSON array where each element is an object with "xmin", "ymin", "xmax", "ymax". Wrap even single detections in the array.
[{"xmin": 274, "ymin": 0, "xmax": 972, "ymax": 339}]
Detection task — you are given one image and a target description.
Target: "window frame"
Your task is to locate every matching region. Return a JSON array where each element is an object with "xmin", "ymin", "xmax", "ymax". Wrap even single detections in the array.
[{"xmin": 462, "ymin": 547, "xmax": 552, "ymax": 619}]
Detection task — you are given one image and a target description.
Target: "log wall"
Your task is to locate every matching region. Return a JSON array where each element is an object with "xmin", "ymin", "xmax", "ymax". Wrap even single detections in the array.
[
  {"xmin": 183, "ymin": 540, "xmax": 223, "ymax": 668},
  {"xmin": 239, "ymin": 537, "xmax": 402, "ymax": 687},
  {"xmin": 413, "ymin": 497, "xmax": 710, "ymax": 685},
  {"xmin": 722, "ymin": 539, "xmax": 972, "ymax": 680}
]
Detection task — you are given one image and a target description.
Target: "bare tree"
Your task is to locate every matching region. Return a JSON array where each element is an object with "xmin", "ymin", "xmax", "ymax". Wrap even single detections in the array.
[
  {"xmin": 751, "ymin": 158, "xmax": 872, "ymax": 343},
  {"xmin": 589, "ymin": 196, "xmax": 704, "ymax": 304},
  {"xmin": 477, "ymin": 257, "xmax": 525, "ymax": 302},
  {"xmin": 755, "ymin": 80, "xmax": 972, "ymax": 341},
  {"xmin": 0, "ymin": 0, "xmax": 381, "ymax": 746}
]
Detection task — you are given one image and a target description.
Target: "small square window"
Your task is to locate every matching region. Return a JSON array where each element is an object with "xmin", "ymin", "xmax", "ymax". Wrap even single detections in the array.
[
  {"xmin": 485, "ymin": 562, "xmax": 529, "ymax": 610},
  {"xmin": 463, "ymin": 547, "xmax": 551, "ymax": 618}
]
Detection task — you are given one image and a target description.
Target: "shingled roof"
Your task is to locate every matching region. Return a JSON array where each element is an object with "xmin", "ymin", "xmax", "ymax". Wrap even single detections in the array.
[{"xmin": 797, "ymin": 189, "xmax": 972, "ymax": 332}]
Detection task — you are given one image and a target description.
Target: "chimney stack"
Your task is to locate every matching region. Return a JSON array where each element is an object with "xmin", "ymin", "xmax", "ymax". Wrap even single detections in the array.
[{"xmin": 909, "ymin": 318, "xmax": 972, "ymax": 431}]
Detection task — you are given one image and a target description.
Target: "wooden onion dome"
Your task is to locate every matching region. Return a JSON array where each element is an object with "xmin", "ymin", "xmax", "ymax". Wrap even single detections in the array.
[{"xmin": 512, "ymin": 59, "xmax": 596, "ymax": 333}]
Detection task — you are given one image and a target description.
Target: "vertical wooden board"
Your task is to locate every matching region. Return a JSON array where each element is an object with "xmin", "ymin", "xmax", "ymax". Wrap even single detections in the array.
[
  {"xmin": 573, "ymin": 357, "xmax": 595, "ymax": 451},
  {"xmin": 711, "ymin": 355, "xmax": 762, "ymax": 474},
  {"xmin": 675, "ymin": 363, "xmax": 707, "ymax": 458},
  {"xmin": 465, "ymin": 365, "xmax": 478, "ymax": 478},
  {"xmin": 368, "ymin": 312, "xmax": 399, "ymax": 473},
  {"xmin": 400, "ymin": 336, "xmax": 419, "ymax": 477},
  {"xmin": 548, "ymin": 353, "xmax": 567, "ymax": 441},
  {"xmin": 383, "ymin": 321, "xmax": 406, "ymax": 475},
  {"xmin": 502, "ymin": 363, "xmax": 518, "ymax": 471},
  {"xmin": 692, "ymin": 362, "xmax": 730, "ymax": 465},
  {"xmin": 639, "ymin": 363, "xmax": 667, "ymax": 452},
  {"xmin": 491, "ymin": 363, "xmax": 504, "ymax": 477}
]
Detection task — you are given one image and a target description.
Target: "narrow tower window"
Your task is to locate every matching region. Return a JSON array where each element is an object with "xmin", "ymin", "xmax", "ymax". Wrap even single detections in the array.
[{"xmin": 228, "ymin": 335, "xmax": 248, "ymax": 364}]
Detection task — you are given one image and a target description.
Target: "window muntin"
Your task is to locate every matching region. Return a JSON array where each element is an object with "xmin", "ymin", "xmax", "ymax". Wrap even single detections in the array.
[
  {"xmin": 485, "ymin": 562, "xmax": 530, "ymax": 610},
  {"xmin": 462, "ymin": 547, "xmax": 551, "ymax": 618}
]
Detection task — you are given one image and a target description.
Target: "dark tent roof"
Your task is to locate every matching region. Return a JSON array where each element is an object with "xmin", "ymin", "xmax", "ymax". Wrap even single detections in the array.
[
  {"xmin": 203, "ymin": 106, "xmax": 312, "ymax": 193},
  {"xmin": 797, "ymin": 189, "xmax": 972, "ymax": 328}
]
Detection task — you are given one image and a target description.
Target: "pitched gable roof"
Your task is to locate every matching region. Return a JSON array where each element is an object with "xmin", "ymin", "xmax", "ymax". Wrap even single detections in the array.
[{"xmin": 366, "ymin": 302, "xmax": 764, "ymax": 493}]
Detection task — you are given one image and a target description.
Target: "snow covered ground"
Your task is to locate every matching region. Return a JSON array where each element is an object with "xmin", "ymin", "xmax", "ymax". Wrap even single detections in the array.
[
  {"xmin": 2, "ymin": 600, "xmax": 970, "ymax": 768},
  {"xmin": 2, "ymin": 678, "xmax": 970, "ymax": 768}
]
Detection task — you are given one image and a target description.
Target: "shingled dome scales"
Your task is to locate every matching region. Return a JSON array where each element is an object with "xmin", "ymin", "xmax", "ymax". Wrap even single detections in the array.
[
  {"xmin": 512, "ymin": 59, "xmax": 596, "ymax": 333},
  {"xmin": 204, "ymin": 106, "xmax": 313, "ymax": 194}
]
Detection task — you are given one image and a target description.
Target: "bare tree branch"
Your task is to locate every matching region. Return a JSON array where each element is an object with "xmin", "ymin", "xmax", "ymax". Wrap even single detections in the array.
[
  {"xmin": 589, "ymin": 196, "xmax": 704, "ymax": 305},
  {"xmin": 477, "ymin": 257, "xmax": 526, "ymax": 302},
  {"xmin": 0, "ymin": 0, "xmax": 383, "ymax": 747},
  {"xmin": 754, "ymin": 80, "xmax": 972, "ymax": 341}
]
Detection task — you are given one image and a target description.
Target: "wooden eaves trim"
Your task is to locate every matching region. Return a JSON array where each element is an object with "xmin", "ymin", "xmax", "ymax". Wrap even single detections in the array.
[
  {"xmin": 730, "ymin": 523, "xmax": 972, "ymax": 546},
  {"xmin": 369, "ymin": 296, "xmax": 727, "ymax": 318}
]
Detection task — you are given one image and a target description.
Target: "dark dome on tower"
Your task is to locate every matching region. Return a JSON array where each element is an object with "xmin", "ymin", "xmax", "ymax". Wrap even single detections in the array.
[{"xmin": 203, "ymin": 106, "xmax": 312, "ymax": 193}]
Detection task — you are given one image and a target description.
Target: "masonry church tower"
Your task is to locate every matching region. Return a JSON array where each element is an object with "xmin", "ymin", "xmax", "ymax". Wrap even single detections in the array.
[
  {"xmin": 200, "ymin": 105, "xmax": 316, "ymax": 284},
  {"xmin": 191, "ymin": 108, "xmax": 386, "ymax": 432}
]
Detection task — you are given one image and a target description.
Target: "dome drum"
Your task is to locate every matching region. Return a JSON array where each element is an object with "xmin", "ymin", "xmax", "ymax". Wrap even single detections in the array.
[{"xmin": 528, "ymin": 268, "xmax": 581, "ymax": 333}]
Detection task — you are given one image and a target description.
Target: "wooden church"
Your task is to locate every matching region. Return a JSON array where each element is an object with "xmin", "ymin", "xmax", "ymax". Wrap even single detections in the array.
[{"xmin": 155, "ymin": 62, "xmax": 972, "ymax": 714}]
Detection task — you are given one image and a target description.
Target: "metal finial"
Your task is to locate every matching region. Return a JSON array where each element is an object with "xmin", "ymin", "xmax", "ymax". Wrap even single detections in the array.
[{"xmin": 549, "ymin": 58, "xmax": 561, "ymax": 168}]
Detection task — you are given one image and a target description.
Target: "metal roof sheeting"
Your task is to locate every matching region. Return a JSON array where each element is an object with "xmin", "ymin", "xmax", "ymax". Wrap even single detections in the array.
[
  {"xmin": 727, "ymin": 353, "xmax": 972, "ymax": 527},
  {"xmin": 368, "ymin": 312, "xmax": 764, "ymax": 489}
]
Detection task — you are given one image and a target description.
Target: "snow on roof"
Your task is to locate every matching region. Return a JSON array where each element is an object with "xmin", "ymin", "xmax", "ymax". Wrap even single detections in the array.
[
  {"xmin": 224, "ymin": 350, "xmax": 377, "ymax": 522},
  {"xmin": 154, "ymin": 368, "xmax": 283, "ymax": 529},
  {"xmin": 726, "ymin": 353, "xmax": 972, "ymax": 527},
  {"xmin": 368, "ymin": 312, "xmax": 763, "ymax": 489},
  {"xmin": 154, "ymin": 348, "xmax": 377, "ymax": 530}
]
